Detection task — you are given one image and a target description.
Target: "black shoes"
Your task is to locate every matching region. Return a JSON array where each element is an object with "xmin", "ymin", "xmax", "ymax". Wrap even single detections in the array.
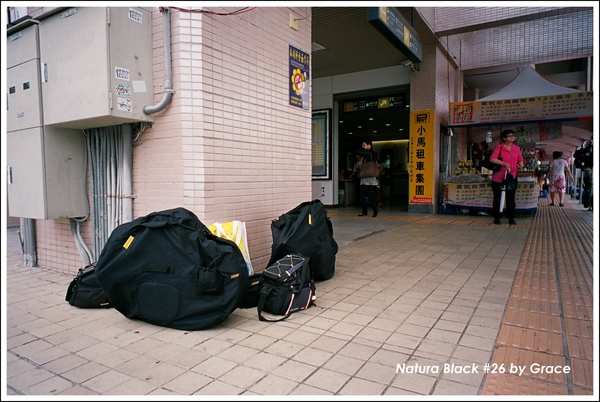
[
  {"xmin": 358, "ymin": 213, "xmax": 367, "ymax": 216},
  {"xmin": 559, "ymin": 203, "xmax": 564, "ymax": 207},
  {"xmin": 549, "ymin": 203, "xmax": 554, "ymax": 206},
  {"xmin": 509, "ymin": 219, "xmax": 517, "ymax": 225},
  {"xmin": 372, "ymin": 213, "xmax": 378, "ymax": 217},
  {"xmin": 494, "ymin": 219, "xmax": 501, "ymax": 225}
]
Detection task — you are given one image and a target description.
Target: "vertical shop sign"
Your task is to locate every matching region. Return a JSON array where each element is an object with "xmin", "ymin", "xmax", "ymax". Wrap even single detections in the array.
[
  {"xmin": 409, "ymin": 110, "xmax": 434, "ymax": 204},
  {"xmin": 289, "ymin": 45, "xmax": 310, "ymax": 109}
]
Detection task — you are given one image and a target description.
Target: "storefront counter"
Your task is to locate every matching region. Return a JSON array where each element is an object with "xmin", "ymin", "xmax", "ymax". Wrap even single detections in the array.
[{"xmin": 442, "ymin": 176, "xmax": 538, "ymax": 214}]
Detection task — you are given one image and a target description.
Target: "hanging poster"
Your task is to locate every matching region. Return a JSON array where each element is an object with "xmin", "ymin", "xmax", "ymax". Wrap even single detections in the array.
[{"xmin": 289, "ymin": 45, "xmax": 310, "ymax": 110}]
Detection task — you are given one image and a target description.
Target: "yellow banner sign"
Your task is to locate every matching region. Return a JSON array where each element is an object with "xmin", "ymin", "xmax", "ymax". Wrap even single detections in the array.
[{"xmin": 409, "ymin": 110, "xmax": 434, "ymax": 204}]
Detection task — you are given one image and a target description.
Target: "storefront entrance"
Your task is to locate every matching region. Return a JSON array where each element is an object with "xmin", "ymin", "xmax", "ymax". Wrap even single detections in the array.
[{"xmin": 336, "ymin": 88, "xmax": 410, "ymax": 210}]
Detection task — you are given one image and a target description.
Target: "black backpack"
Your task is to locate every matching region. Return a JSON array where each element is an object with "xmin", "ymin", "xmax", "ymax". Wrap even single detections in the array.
[
  {"xmin": 94, "ymin": 207, "xmax": 249, "ymax": 331},
  {"xmin": 257, "ymin": 254, "xmax": 315, "ymax": 321},
  {"xmin": 267, "ymin": 200, "xmax": 338, "ymax": 281}
]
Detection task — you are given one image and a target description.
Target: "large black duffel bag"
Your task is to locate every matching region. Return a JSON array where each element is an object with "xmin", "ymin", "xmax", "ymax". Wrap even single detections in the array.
[
  {"xmin": 95, "ymin": 207, "xmax": 249, "ymax": 330},
  {"xmin": 266, "ymin": 199, "xmax": 338, "ymax": 281}
]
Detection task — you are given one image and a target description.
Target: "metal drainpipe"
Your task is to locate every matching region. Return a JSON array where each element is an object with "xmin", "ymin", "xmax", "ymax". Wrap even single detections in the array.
[
  {"xmin": 21, "ymin": 218, "xmax": 37, "ymax": 267},
  {"xmin": 122, "ymin": 124, "xmax": 133, "ymax": 223},
  {"xmin": 144, "ymin": 7, "xmax": 173, "ymax": 115}
]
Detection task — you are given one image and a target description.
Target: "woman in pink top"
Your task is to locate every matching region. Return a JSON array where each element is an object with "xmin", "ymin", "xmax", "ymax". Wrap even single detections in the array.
[
  {"xmin": 546, "ymin": 151, "xmax": 574, "ymax": 207},
  {"xmin": 489, "ymin": 129, "xmax": 525, "ymax": 225}
]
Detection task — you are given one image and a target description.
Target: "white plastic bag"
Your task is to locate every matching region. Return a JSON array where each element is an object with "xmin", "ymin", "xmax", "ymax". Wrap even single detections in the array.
[{"xmin": 208, "ymin": 221, "xmax": 253, "ymax": 275}]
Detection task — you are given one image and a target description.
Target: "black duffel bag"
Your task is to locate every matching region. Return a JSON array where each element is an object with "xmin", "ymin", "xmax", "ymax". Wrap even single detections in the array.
[
  {"xmin": 267, "ymin": 199, "xmax": 338, "ymax": 281},
  {"xmin": 95, "ymin": 207, "xmax": 249, "ymax": 331}
]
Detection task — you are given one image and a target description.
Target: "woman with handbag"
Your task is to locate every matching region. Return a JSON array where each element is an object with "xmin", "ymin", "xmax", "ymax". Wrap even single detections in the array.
[
  {"xmin": 489, "ymin": 129, "xmax": 524, "ymax": 225},
  {"xmin": 357, "ymin": 140, "xmax": 380, "ymax": 217}
]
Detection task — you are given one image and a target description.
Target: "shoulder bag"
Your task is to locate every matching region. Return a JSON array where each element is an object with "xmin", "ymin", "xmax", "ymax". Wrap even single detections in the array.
[
  {"xmin": 480, "ymin": 146, "xmax": 502, "ymax": 172},
  {"xmin": 358, "ymin": 154, "xmax": 381, "ymax": 179}
]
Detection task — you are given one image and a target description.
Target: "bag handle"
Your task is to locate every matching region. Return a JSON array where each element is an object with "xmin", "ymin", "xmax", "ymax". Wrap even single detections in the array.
[{"xmin": 257, "ymin": 285, "xmax": 293, "ymax": 322}]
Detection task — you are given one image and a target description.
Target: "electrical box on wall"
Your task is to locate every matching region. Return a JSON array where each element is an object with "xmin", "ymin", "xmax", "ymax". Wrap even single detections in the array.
[
  {"xmin": 39, "ymin": 7, "xmax": 155, "ymax": 129},
  {"xmin": 7, "ymin": 24, "xmax": 42, "ymax": 132},
  {"xmin": 7, "ymin": 127, "xmax": 88, "ymax": 220},
  {"xmin": 7, "ymin": 21, "xmax": 87, "ymax": 220}
]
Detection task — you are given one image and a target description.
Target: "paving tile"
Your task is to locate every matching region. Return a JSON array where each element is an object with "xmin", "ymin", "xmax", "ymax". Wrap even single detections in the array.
[
  {"xmin": 570, "ymin": 357, "xmax": 594, "ymax": 389},
  {"xmin": 498, "ymin": 325, "xmax": 564, "ymax": 355},
  {"xmin": 218, "ymin": 364, "xmax": 268, "ymax": 388},
  {"xmin": 433, "ymin": 379, "xmax": 480, "ymax": 395},
  {"xmin": 502, "ymin": 309, "xmax": 562, "ymax": 333},
  {"xmin": 301, "ymin": 367, "xmax": 350, "ymax": 393},
  {"xmin": 105, "ymin": 378, "xmax": 158, "ymax": 395},
  {"xmin": 564, "ymin": 318, "xmax": 593, "ymax": 338},
  {"xmin": 192, "ymin": 379, "xmax": 243, "ymax": 395},
  {"xmin": 565, "ymin": 335, "xmax": 594, "ymax": 360},
  {"xmin": 191, "ymin": 356, "xmax": 237, "ymax": 378},
  {"xmin": 391, "ymin": 371, "xmax": 437, "ymax": 394},
  {"xmin": 161, "ymin": 371, "xmax": 212, "ymax": 395},
  {"xmin": 23, "ymin": 376, "xmax": 83, "ymax": 395},
  {"xmin": 481, "ymin": 373, "xmax": 567, "ymax": 395},
  {"xmin": 506, "ymin": 297, "xmax": 560, "ymax": 315},
  {"xmin": 354, "ymin": 361, "xmax": 397, "ymax": 385},
  {"xmin": 338, "ymin": 377, "xmax": 387, "ymax": 395},
  {"xmin": 560, "ymin": 301, "xmax": 593, "ymax": 320}
]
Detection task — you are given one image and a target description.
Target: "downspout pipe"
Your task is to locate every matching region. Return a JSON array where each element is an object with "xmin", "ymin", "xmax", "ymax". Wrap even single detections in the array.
[
  {"xmin": 143, "ymin": 7, "xmax": 173, "ymax": 115},
  {"xmin": 122, "ymin": 124, "xmax": 133, "ymax": 223}
]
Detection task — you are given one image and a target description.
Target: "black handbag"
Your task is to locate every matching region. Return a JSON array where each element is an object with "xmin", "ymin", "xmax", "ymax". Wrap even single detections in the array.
[{"xmin": 480, "ymin": 146, "xmax": 502, "ymax": 172}]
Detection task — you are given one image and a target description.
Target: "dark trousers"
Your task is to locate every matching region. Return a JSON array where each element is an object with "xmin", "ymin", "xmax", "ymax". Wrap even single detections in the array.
[
  {"xmin": 492, "ymin": 179, "xmax": 518, "ymax": 220},
  {"xmin": 360, "ymin": 184, "xmax": 379, "ymax": 215}
]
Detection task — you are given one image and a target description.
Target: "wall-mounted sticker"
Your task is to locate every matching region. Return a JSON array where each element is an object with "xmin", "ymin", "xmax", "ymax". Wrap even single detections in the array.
[
  {"xmin": 132, "ymin": 81, "xmax": 147, "ymax": 93},
  {"xmin": 115, "ymin": 67, "xmax": 130, "ymax": 81},
  {"xmin": 128, "ymin": 8, "xmax": 143, "ymax": 23},
  {"xmin": 115, "ymin": 83, "xmax": 131, "ymax": 96},
  {"xmin": 117, "ymin": 97, "xmax": 132, "ymax": 112}
]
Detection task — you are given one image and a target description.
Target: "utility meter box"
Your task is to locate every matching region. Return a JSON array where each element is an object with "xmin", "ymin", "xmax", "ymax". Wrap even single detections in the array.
[
  {"xmin": 7, "ymin": 24, "xmax": 43, "ymax": 132},
  {"xmin": 7, "ymin": 126, "xmax": 88, "ymax": 220},
  {"xmin": 39, "ymin": 7, "xmax": 155, "ymax": 129}
]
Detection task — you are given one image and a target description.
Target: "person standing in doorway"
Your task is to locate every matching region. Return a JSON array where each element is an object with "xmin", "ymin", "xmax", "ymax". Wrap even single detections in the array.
[
  {"xmin": 546, "ymin": 151, "xmax": 574, "ymax": 207},
  {"xmin": 489, "ymin": 129, "xmax": 524, "ymax": 225},
  {"xmin": 357, "ymin": 140, "xmax": 380, "ymax": 217}
]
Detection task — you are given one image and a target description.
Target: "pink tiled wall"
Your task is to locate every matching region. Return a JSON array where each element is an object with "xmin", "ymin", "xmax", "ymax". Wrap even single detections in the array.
[{"xmin": 32, "ymin": 7, "xmax": 313, "ymax": 274}]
